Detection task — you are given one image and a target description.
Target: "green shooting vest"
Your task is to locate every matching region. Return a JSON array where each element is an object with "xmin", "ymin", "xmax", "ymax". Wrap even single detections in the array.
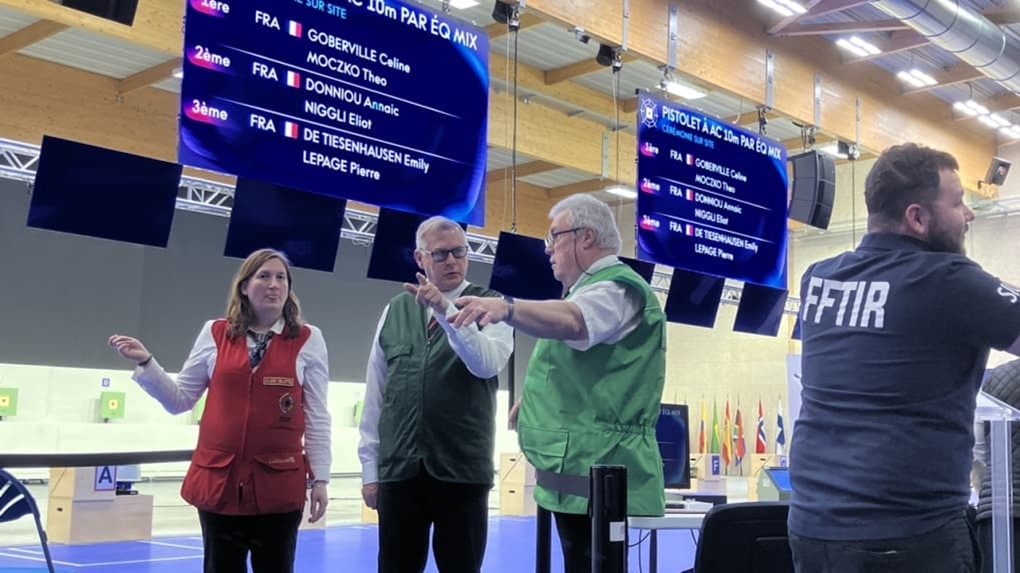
[
  {"xmin": 517, "ymin": 261, "xmax": 667, "ymax": 516},
  {"xmin": 376, "ymin": 283, "xmax": 500, "ymax": 486}
]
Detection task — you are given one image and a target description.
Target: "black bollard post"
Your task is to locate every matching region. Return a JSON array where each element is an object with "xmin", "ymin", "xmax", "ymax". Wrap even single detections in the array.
[
  {"xmin": 590, "ymin": 465, "xmax": 627, "ymax": 573},
  {"xmin": 536, "ymin": 505, "xmax": 551, "ymax": 573}
]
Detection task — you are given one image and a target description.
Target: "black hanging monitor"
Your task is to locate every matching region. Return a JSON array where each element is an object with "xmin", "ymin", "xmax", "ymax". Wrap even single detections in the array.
[
  {"xmin": 664, "ymin": 268, "xmax": 725, "ymax": 328},
  {"xmin": 27, "ymin": 135, "xmax": 182, "ymax": 248},
  {"xmin": 224, "ymin": 177, "xmax": 347, "ymax": 272},
  {"xmin": 619, "ymin": 256, "xmax": 656, "ymax": 284},
  {"xmin": 367, "ymin": 208, "xmax": 468, "ymax": 283},
  {"xmin": 489, "ymin": 232, "xmax": 562, "ymax": 300},
  {"xmin": 733, "ymin": 283, "xmax": 789, "ymax": 337}
]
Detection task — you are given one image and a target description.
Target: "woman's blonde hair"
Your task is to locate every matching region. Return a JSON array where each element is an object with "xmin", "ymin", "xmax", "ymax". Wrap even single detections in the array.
[{"xmin": 225, "ymin": 248, "xmax": 304, "ymax": 339}]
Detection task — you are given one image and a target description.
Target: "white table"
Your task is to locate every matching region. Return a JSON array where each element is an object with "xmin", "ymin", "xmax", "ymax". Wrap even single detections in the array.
[{"xmin": 628, "ymin": 512, "xmax": 706, "ymax": 573}]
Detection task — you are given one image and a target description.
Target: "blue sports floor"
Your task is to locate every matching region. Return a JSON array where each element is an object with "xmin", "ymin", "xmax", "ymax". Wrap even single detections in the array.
[{"xmin": 0, "ymin": 516, "xmax": 698, "ymax": 572}]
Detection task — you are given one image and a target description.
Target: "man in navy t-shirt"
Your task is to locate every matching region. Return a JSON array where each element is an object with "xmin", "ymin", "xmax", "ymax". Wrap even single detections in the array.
[{"xmin": 789, "ymin": 142, "xmax": 1020, "ymax": 573}]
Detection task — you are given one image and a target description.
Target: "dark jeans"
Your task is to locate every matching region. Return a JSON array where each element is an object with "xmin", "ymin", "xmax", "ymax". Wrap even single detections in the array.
[
  {"xmin": 197, "ymin": 509, "xmax": 302, "ymax": 573},
  {"xmin": 377, "ymin": 466, "xmax": 491, "ymax": 573},
  {"xmin": 789, "ymin": 512, "xmax": 980, "ymax": 573},
  {"xmin": 553, "ymin": 511, "xmax": 592, "ymax": 573},
  {"xmin": 975, "ymin": 518, "xmax": 1020, "ymax": 573}
]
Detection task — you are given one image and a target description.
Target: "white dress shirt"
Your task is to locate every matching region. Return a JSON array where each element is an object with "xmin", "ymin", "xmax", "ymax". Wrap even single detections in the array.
[
  {"xmin": 564, "ymin": 255, "xmax": 644, "ymax": 351},
  {"xmin": 357, "ymin": 281, "xmax": 515, "ymax": 484},
  {"xmin": 133, "ymin": 319, "xmax": 332, "ymax": 483}
]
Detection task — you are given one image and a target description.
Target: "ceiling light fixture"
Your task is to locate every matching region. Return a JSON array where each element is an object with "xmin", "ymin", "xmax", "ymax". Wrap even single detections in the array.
[
  {"xmin": 605, "ymin": 185, "xmax": 637, "ymax": 199},
  {"xmin": 835, "ymin": 36, "xmax": 882, "ymax": 57},
  {"xmin": 895, "ymin": 69, "xmax": 937, "ymax": 88},
  {"xmin": 661, "ymin": 80, "xmax": 707, "ymax": 100},
  {"xmin": 757, "ymin": 0, "xmax": 807, "ymax": 17}
]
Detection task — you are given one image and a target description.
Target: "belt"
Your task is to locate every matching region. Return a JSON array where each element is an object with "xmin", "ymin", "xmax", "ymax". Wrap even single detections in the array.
[{"xmin": 536, "ymin": 469, "xmax": 590, "ymax": 499}]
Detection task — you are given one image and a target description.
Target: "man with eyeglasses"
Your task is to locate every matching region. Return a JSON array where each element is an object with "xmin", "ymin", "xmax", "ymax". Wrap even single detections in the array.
[
  {"xmin": 453, "ymin": 194, "xmax": 666, "ymax": 573},
  {"xmin": 358, "ymin": 215, "xmax": 514, "ymax": 573}
]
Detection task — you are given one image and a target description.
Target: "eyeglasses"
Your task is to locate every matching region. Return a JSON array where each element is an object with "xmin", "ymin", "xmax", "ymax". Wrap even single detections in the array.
[
  {"xmin": 421, "ymin": 246, "xmax": 469, "ymax": 262},
  {"xmin": 544, "ymin": 227, "xmax": 582, "ymax": 248}
]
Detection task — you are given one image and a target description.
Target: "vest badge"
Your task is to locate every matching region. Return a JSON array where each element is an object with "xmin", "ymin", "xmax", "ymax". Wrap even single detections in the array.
[{"xmin": 279, "ymin": 393, "xmax": 296, "ymax": 414}]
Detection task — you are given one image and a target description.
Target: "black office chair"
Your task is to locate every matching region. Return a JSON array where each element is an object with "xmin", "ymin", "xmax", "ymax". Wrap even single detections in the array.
[
  {"xmin": 0, "ymin": 468, "xmax": 55, "ymax": 573},
  {"xmin": 691, "ymin": 501, "xmax": 794, "ymax": 573}
]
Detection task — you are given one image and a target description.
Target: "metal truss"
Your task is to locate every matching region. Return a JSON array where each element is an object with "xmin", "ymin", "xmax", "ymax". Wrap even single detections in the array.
[
  {"xmin": 649, "ymin": 269, "xmax": 801, "ymax": 315},
  {"xmin": 0, "ymin": 138, "xmax": 800, "ymax": 316},
  {"xmin": 0, "ymin": 139, "xmax": 500, "ymax": 264}
]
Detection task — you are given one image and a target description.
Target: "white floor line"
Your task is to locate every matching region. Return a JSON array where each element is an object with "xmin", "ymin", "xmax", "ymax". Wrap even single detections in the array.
[
  {"xmin": 0, "ymin": 550, "xmax": 80, "ymax": 567},
  {"xmin": 8, "ymin": 547, "xmax": 43, "ymax": 555},
  {"xmin": 138, "ymin": 540, "xmax": 203, "ymax": 550},
  {"xmin": 77, "ymin": 554, "xmax": 203, "ymax": 567}
]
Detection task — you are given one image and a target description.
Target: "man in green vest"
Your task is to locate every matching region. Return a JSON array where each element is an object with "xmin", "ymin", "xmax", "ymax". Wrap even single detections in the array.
[
  {"xmin": 358, "ymin": 215, "xmax": 515, "ymax": 573},
  {"xmin": 453, "ymin": 193, "xmax": 667, "ymax": 573}
]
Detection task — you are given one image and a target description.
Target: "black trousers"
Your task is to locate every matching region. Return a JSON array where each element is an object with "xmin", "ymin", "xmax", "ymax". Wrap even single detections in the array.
[
  {"xmin": 553, "ymin": 511, "xmax": 593, "ymax": 573},
  {"xmin": 789, "ymin": 511, "xmax": 980, "ymax": 573},
  {"xmin": 377, "ymin": 466, "xmax": 491, "ymax": 573},
  {"xmin": 975, "ymin": 518, "xmax": 1020, "ymax": 573},
  {"xmin": 197, "ymin": 509, "xmax": 302, "ymax": 573}
]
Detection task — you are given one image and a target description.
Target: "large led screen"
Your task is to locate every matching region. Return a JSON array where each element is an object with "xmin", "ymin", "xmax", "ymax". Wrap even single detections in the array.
[
  {"xmin": 635, "ymin": 91, "xmax": 789, "ymax": 289},
  {"xmin": 178, "ymin": 0, "xmax": 489, "ymax": 225}
]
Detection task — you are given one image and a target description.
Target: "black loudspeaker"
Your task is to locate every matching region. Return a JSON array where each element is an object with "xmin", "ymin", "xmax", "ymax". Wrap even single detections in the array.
[
  {"xmin": 984, "ymin": 157, "xmax": 1012, "ymax": 186},
  {"xmin": 788, "ymin": 150, "xmax": 836, "ymax": 230}
]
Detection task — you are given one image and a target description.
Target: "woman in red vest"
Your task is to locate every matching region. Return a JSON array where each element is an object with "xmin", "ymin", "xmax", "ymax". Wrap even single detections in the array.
[{"xmin": 108, "ymin": 248, "xmax": 331, "ymax": 573}]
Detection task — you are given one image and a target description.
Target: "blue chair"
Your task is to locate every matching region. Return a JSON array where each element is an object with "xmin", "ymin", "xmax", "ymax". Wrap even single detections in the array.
[{"xmin": 0, "ymin": 468, "xmax": 55, "ymax": 573}]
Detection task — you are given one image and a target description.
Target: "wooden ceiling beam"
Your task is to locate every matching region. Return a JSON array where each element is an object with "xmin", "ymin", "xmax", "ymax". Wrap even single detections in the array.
[
  {"xmin": 487, "ymin": 160, "xmax": 560, "ymax": 183},
  {"xmin": 521, "ymin": 0, "xmax": 995, "ymax": 195},
  {"xmin": 0, "ymin": 0, "xmax": 181, "ymax": 55},
  {"xmin": 0, "ymin": 19, "xmax": 67, "ymax": 57},
  {"xmin": 547, "ymin": 178, "xmax": 615, "ymax": 199},
  {"xmin": 983, "ymin": 6, "xmax": 1020, "ymax": 26},
  {"xmin": 777, "ymin": 19, "xmax": 909, "ymax": 36},
  {"xmin": 117, "ymin": 57, "xmax": 181, "ymax": 95},
  {"xmin": 901, "ymin": 63, "xmax": 984, "ymax": 95},
  {"xmin": 486, "ymin": 12, "xmax": 544, "ymax": 38},
  {"xmin": 768, "ymin": 0, "xmax": 870, "ymax": 34},
  {"xmin": 842, "ymin": 30, "xmax": 927, "ymax": 63},
  {"xmin": 953, "ymin": 93, "xmax": 1020, "ymax": 121},
  {"xmin": 490, "ymin": 52, "xmax": 633, "ymax": 123},
  {"xmin": 544, "ymin": 53, "xmax": 638, "ymax": 85}
]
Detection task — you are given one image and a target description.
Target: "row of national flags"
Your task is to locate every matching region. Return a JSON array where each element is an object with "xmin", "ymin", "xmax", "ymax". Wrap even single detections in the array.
[{"xmin": 697, "ymin": 398, "xmax": 786, "ymax": 472}]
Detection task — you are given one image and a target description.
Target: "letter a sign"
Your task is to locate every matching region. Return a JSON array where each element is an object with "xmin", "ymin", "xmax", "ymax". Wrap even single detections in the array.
[{"xmin": 94, "ymin": 465, "xmax": 117, "ymax": 491}]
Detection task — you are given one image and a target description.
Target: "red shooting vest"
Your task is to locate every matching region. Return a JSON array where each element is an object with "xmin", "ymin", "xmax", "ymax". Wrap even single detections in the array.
[{"xmin": 180, "ymin": 319, "xmax": 312, "ymax": 515}]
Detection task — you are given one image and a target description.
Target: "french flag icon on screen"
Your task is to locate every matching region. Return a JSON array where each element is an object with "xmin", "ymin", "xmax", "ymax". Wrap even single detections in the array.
[
  {"xmin": 288, "ymin": 21, "xmax": 303, "ymax": 37},
  {"xmin": 284, "ymin": 121, "xmax": 299, "ymax": 139},
  {"xmin": 686, "ymin": 154, "xmax": 695, "ymax": 165},
  {"xmin": 685, "ymin": 224, "xmax": 695, "ymax": 236},
  {"xmin": 286, "ymin": 71, "xmax": 301, "ymax": 88}
]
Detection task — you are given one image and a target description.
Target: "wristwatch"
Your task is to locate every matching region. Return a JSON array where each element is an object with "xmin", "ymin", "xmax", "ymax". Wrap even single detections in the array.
[{"xmin": 502, "ymin": 294, "xmax": 515, "ymax": 321}]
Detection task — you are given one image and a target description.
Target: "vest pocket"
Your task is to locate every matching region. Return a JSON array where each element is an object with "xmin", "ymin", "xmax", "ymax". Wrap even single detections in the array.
[
  {"xmin": 382, "ymin": 344, "xmax": 415, "ymax": 406},
  {"xmin": 181, "ymin": 447, "xmax": 235, "ymax": 512},
  {"xmin": 518, "ymin": 425, "xmax": 569, "ymax": 474},
  {"xmin": 251, "ymin": 452, "xmax": 307, "ymax": 514}
]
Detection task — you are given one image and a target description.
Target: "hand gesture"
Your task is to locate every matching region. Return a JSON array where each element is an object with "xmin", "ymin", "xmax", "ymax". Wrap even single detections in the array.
[
  {"xmin": 308, "ymin": 482, "xmax": 329, "ymax": 523},
  {"xmin": 509, "ymin": 398, "xmax": 521, "ymax": 431},
  {"xmin": 362, "ymin": 482, "xmax": 379, "ymax": 510},
  {"xmin": 403, "ymin": 272, "xmax": 449, "ymax": 316},
  {"xmin": 108, "ymin": 335, "xmax": 152, "ymax": 364},
  {"xmin": 450, "ymin": 295, "xmax": 509, "ymax": 329}
]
